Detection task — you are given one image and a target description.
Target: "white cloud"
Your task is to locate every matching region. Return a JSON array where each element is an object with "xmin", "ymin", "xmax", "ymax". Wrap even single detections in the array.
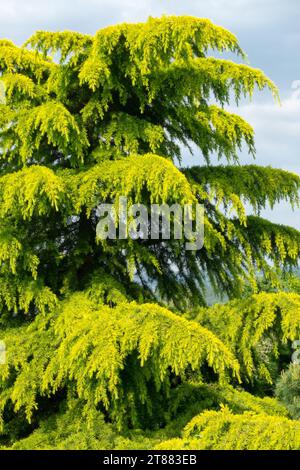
[
  {"xmin": 0, "ymin": 0, "xmax": 298, "ymax": 43},
  {"xmin": 237, "ymin": 85, "xmax": 300, "ymax": 139},
  {"xmin": 228, "ymin": 83, "xmax": 300, "ymax": 172}
]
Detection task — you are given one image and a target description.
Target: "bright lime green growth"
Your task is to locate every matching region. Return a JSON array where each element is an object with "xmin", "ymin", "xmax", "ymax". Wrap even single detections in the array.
[
  {"xmin": 1, "ymin": 385, "xmax": 287, "ymax": 450},
  {"xmin": 191, "ymin": 292, "xmax": 300, "ymax": 385},
  {"xmin": 156, "ymin": 407, "xmax": 300, "ymax": 450},
  {"xmin": 198, "ymin": 383, "xmax": 289, "ymax": 417},
  {"xmin": 0, "ymin": 16, "xmax": 300, "ymax": 449},
  {"xmin": 0, "ymin": 294, "xmax": 239, "ymax": 430}
]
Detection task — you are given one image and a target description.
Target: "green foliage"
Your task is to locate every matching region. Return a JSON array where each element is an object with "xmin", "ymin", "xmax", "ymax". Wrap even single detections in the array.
[
  {"xmin": 159, "ymin": 382, "xmax": 289, "ymax": 439},
  {"xmin": 281, "ymin": 272, "xmax": 300, "ymax": 294},
  {"xmin": 276, "ymin": 364, "xmax": 300, "ymax": 419},
  {"xmin": 7, "ymin": 403, "xmax": 118, "ymax": 450},
  {"xmin": 0, "ymin": 293, "xmax": 239, "ymax": 432},
  {"xmin": 0, "ymin": 15, "xmax": 297, "ymax": 307},
  {"xmin": 156, "ymin": 407, "xmax": 300, "ymax": 450},
  {"xmin": 0, "ymin": 15, "xmax": 300, "ymax": 449},
  {"xmin": 190, "ymin": 292, "xmax": 300, "ymax": 387},
  {"xmin": 1, "ymin": 384, "xmax": 287, "ymax": 450},
  {"xmin": 200, "ymin": 383, "xmax": 288, "ymax": 417},
  {"xmin": 186, "ymin": 165, "xmax": 300, "ymax": 221},
  {"xmin": 4, "ymin": 401, "xmax": 161, "ymax": 450}
]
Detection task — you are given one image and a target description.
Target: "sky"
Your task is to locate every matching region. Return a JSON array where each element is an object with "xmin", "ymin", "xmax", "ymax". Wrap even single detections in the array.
[{"xmin": 0, "ymin": 0, "xmax": 299, "ymax": 227}]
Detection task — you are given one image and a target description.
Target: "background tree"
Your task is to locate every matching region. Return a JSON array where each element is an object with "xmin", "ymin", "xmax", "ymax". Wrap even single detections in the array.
[{"xmin": 1, "ymin": 16, "xmax": 300, "ymax": 449}]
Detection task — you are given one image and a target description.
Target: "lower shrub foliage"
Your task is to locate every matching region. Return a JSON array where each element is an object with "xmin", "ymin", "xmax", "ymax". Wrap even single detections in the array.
[
  {"xmin": 1, "ymin": 288, "xmax": 299, "ymax": 450},
  {"xmin": 155, "ymin": 407, "xmax": 300, "ymax": 450}
]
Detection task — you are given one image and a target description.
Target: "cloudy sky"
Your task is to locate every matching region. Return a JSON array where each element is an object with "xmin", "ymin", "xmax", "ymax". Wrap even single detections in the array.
[{"xmin": 1, "ymin": 0, "xmax": 299, "ymax": 227}]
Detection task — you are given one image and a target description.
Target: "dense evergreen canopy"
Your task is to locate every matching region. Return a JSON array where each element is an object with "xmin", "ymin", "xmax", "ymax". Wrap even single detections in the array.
[{"xmin": 0, "ymin": 16, "xmax": 300, "ymax": 449}]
